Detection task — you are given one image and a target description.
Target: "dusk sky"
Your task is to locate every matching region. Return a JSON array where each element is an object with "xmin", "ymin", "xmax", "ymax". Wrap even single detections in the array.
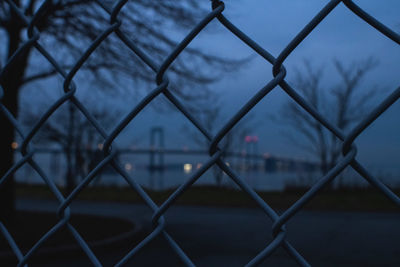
[{"xmin": 16, "ymin": 1, "xmax": 399, "ymax": 174}]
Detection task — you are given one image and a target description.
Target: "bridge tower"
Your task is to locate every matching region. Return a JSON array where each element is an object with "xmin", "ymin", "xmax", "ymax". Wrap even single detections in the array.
[
  {"xmin": 149, "ymin": 126, "xmax": 165, "ymax": 171},
  {"xmin": 244, "ymin": 135, "xmax": 259, "ymax": 170}
]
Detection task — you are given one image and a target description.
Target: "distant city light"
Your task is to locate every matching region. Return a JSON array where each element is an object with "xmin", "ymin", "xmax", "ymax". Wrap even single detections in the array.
[
  {"xmin": 97, "ymin": 143, "xmax": 103, "ymax": 150},
  {"xmin": 245, "ymin": 135, "xmax": 259, "ymax": 143},
  {"xmin": 196, "ymin": 163, "xmax": 202, "ymax": 169},
  {"xmin": 225, "ymin": 162, "xmax": 230, "ymax": 167},
  {"xmin": 125, "ymin": 163, "xmax": 132, "ymax": 171},
  {"xmin": 183, "ymin": 163, "xmax": 192, "ymax": 173},
  {"xmin": 11, "ymin": 142, "xmax": 18, "ymax": 150}
]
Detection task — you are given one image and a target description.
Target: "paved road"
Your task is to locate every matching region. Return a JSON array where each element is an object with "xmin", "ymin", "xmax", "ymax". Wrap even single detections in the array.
[{"xmin": 16, "ymin": 198, "xmax": 400, "ymax": 266}]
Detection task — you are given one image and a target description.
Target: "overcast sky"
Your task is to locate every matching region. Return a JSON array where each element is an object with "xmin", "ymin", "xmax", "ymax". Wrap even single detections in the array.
[{"xmin": 17, "ymin": 1, "xmax": 399, "ymax": 174}]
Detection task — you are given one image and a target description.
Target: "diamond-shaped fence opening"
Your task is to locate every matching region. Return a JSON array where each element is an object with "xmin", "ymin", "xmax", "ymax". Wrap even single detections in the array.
[{"xmin": 1, "ymin": 0, "xmax": 399, "ymax": 266}]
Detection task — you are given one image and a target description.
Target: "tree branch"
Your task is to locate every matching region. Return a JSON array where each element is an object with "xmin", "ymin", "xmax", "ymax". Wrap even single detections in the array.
[{"xmin": 22, "ymin": 69, "xmax": 60, "ymax": 84}]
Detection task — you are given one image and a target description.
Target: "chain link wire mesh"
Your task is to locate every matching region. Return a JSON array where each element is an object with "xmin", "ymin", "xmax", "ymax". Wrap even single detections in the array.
[{"xmin": 1, "ymin": 0, "xmax": 399, "ymax": 266}]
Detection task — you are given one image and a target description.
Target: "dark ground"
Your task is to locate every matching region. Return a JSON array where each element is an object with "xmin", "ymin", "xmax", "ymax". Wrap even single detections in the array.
[
  {"xmin": 0, "ymin": 210, "xmax": 136, "ymax": 266},
  {"xmin": 16, "ymin": 185, "xmax": 400, "ymax": 212},
  {"xmin": 7, "ymin": 198, "xmax": 400, "ymax": 267}
]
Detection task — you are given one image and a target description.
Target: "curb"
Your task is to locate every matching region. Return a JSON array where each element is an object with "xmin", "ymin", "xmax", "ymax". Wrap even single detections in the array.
[{"xmin": 0, "ymin": 214, "xmax": 147, "ymax": 264}]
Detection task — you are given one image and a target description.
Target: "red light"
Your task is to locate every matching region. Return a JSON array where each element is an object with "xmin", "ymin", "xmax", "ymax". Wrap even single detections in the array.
[{"xmin": 245, "ymin": 135, "xmax": 259, "ymax": 143}]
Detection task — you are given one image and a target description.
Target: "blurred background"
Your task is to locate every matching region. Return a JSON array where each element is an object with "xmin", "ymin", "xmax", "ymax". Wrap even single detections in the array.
[
  {"xmin": 4, "ymin": 0, "xmax": 398, "ymax": 193},
  {"xmin": 1, "ymin": 0, "xmax": 399, "ymax": 266}
]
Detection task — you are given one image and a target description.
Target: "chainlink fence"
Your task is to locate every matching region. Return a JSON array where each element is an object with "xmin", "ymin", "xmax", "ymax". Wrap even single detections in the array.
[{"xmin": 1, "ymin": 0, "xmax": 400, "ymax": 266}]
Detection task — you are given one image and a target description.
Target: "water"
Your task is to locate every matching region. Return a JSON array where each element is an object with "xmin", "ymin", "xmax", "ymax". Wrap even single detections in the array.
[
  {"xmin": 15, "ymin": 162, "xmax": 400, "ymax": 192},
  {"xmin": 13, "ymin": 152, "xmax": 400, "ymax": 191}
]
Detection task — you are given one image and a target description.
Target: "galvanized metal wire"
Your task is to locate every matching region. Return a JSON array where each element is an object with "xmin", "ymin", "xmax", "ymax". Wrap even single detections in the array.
[{"xmin": 1, "ymin": 0, "xmax": 399, "ymax": 266}]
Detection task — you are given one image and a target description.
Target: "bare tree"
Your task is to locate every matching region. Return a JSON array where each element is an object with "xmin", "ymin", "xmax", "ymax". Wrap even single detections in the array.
[
  {"xmin": 280, "ymin": 58, "xmax": 378, "ymax": 175},
  {"xmin": 0, "ymin": 0, "xmax": 238, "ymax": 220},
  {"xmin": 20, "ymin": 92, "xmax": 122, "ymax": 194}
]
